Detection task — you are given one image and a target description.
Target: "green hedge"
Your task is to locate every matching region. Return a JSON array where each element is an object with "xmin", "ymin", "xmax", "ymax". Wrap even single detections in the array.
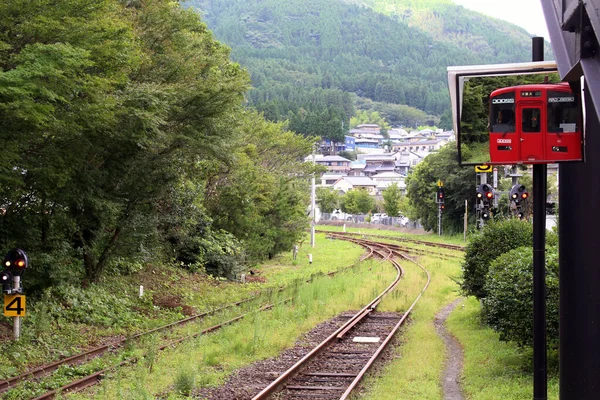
[
  {"xmin": 461, "ymin": 219, "xmax": 533, "ymax": 299},
  {"xmin": 482, "ymin": 246, "xmax": 559, "ymax": 348}
]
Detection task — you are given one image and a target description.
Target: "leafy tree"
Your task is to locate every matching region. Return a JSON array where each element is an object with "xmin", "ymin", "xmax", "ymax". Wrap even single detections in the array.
[
  {"xmin": 0, "ymin": 0, "xmax": 253, "ymax": 286},
  {"xmin": 338, "ymin": 150, "xmax": 357, "ymax": 161},
  {"xmin": 204, "ymin": 111, "xmax": 315, "ymax": 262},
  {"xmin": 405, "ymin": 145, "xmax": 475, "ymax": 232},
  {"xmin": 381, "ymin": 183, "xmax": 403, "ymax": 216},
  {"xmin": 350, "ymin": 110, "xmax": 390, "ymax": 130},
  {"xmin": 317, "ymin": 187, "xmax": 341, "ymax": 213},
  {"xmin": 341, "ymin": 189, "xmax": 376, "ymax": 214}
]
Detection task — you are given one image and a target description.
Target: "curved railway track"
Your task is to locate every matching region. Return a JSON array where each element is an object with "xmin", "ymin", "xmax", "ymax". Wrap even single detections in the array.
[
  {"xmin": 7, "ymin": 242, "xmax": 378, "ymax": 399},
  {"xmin": 10, "ymin": 233, "xmax": 444, "ymax": 399},
  {"xmin": 316, "ymin": 229, "xmax": 465, "ymax": 251},
  {"xmin": 251, "ymin": 237, "xmax": 431, "ymax": 400},
  {"xmin": 325, "ymin": 231, "xmax": 463, "ymax": 261}
]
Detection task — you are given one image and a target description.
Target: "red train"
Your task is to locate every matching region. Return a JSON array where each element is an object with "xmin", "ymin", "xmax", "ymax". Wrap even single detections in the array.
[{"xmin": 489, "ymin": 82, "xmax": 583, "ymax": 164}]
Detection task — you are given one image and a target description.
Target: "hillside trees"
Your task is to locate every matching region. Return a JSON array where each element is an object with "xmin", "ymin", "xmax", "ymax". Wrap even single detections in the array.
[
  {"xmin": 0, "ymin": 0, "xmax": 312, "ymax": 288},
  {"xmin": 191, "ymin": 0, "xmax": 533, "ymax": 124}
]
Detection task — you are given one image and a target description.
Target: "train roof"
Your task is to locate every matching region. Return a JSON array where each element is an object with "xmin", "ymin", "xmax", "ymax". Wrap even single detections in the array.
[{"xmin": 490, "ymin": 82, "xmax": 571, "ymax": 96}]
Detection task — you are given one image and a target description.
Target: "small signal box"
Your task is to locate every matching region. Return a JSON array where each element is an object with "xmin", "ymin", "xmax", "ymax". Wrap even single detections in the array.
[{"xmin": 3, "ymin": 249, "xmax": 28, "ymax": 277}]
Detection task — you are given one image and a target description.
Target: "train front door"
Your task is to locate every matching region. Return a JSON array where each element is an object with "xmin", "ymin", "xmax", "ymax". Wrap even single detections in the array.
[{"xmin": 518, "ymin": 102, "xmax": 544, "ymax": 162}]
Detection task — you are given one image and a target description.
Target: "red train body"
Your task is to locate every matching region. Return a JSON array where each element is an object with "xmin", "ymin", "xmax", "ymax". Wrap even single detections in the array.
[{"xmin": 489, "ymin": 82, "xmax": 583, "ymax": 164}]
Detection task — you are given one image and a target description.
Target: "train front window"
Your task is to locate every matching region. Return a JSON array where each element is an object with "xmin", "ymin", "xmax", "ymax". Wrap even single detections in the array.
[
  {"xmin": 490, "ymin": 92, "xmax": 515, "ymax": 133},
  {"xmin": 522, "ymin": 108, "xmax": 541, "ymax": 133},
  {"xmin": 547, "ymin": 91, "xmax": 578, "ymax": 133}
]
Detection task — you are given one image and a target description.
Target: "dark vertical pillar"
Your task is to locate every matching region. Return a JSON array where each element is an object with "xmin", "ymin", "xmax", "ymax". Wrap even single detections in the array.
[
  {"xmin": 532, "ymin": 36, "xmax": 547, "ymax": 400},
  {"xmin": 559, "ymin": 84, "xmax": 600, "ymax": 399}
]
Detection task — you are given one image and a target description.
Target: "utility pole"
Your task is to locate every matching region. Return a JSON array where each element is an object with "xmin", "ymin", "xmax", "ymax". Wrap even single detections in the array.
[
  {"xmin": 436, "ymin": 181, "xmax": 444, "ymax": 236},
  {"xmin": 311, "ymin": 149, "xmax": 316, "ymax": 248}
]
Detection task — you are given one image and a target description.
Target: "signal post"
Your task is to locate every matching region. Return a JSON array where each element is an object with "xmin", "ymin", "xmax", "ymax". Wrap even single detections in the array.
[
  {"xmin": 2, "ymin": 249, "xmax": 28, "ymax": 340},
  {"xmin": 436, "ymin": 181, "xmax": 445, "ymax": 235}
]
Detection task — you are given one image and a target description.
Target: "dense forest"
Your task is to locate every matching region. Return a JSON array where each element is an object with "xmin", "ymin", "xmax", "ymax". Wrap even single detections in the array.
[{"xmin": 187, "ymin": 0, "xmax": 549, "ymax": 137}]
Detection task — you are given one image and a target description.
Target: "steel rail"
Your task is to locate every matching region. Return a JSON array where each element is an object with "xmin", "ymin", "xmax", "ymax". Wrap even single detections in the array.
[
  {"xmin": 3, "ymin": 246, "xmax": 374, "ymax": 397},
  {"xmin": 31, "ymin": 300, "xmax": 291, "ymax": 400},
  {"xmin": 18, "ymin": 244, "xmax": 379, "ymax": 399},
  {"xmin": 0, "ymin": 295, "xmax": 262, "ymax": 394},
  {"xmin": 328, "ymin": 233, "xmax": 461, "ymax": 261},
  {"xmin": 339, "ymin": 249, "xmax": 431, "ymax": 399},
  {"xmin": 321, "ymin": 230, "xmax": 465, "ymax": 251},
  {"xmin": 251, "ymin": 241, "xmax": 402, "ymax": 400}
]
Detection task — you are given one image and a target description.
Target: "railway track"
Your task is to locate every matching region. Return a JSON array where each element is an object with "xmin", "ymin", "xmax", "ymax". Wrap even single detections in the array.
[
  {"xmin": 317, "ymin": 229, "xmax": 466, "ymax": 251},
  {"xmin": 325, "ymin": 231, "xmax": 463, "ymax": 261},
  {"xmin": 6, "ymin": 243, "xmax": 378, "ymax": 399},
  {"xmin": 10, "ymin": 234, "xmax": 437, "ymax": 399},
  {"xmin": 31, "ymin": 301, "xmax": 289, "ymax": 400},
  {"xmin": 251, "ymin": 237, "xmax": 431, "ymax": 400}
]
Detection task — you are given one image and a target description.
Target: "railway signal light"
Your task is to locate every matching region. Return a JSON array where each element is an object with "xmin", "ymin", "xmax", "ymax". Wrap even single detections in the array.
[
  {"xmin": 482, "ymin": 208, "xmax": 491, "ymax": 220},
  {"xmin": 510, "ymin": 185, "xmax": 529, "ymax": 204},
  {"xmin": 476, "ymin": 184, "xmax": 494, "ymax": 203},
  {"xmin": 437, "ymin": 186, "xmax": 445, "ymax": 204},
  {"xmin": 0, "ymin": 271, "xmax": 12, "ymax": 294},
  {"xmin": 3, "ymin": 249, "xmax": 28, "ymax": 277}
]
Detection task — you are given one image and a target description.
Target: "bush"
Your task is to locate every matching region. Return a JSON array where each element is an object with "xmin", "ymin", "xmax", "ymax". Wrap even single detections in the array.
[
  {"xmin": 461, "ymin": 219, "xmax": 533, "ymax": 299},
  {"xmin": 482, "ymin": 246, "xmax": 559, "ymax": 348}
]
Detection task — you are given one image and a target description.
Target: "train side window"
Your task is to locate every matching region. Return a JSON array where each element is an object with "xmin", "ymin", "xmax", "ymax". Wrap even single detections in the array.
[
  {"xmin": 522, "ymin": 108, "xmax": 541, "ymax": 133},
  {"xmin": 547, "ymin": 91, "xmax": 578, "ymax": 133},
  {"xmin": 490, "ymin": 92, "xmax": 515, "ymax": 133}
]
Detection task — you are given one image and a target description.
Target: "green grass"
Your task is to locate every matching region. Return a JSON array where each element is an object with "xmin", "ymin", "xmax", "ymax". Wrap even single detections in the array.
[
  {"xmin": 446, "ymin": 297, "xmax": 559, "ymax": 400},
  {"xmin": 3, "ymin": 232, "xmax": 559, "ymax": 399},
  {"xmin": 71, "ymin": 257, "xmax": 398, "ymax": 399},
  {"xmin": 355, "ymin": 255, "xmax": 462, "ymax": 399}
]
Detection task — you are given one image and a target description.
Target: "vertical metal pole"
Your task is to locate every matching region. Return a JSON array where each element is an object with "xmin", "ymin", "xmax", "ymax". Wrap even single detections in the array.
[
  {"xmin": 438, "ymin": 205, "xmax": 442, "ymax": 236},
  {"xmin": 493, "ymin": 168, "xmax": 499, "ymax": 208},
  {"xmin": 13, "ymin": 276, "xmax": 20, "ymax": 340},
  {"xmin": 311, "ymin": 151, "xmax": 316, "ymax": 248},
  {"xmin": 479, "ymin": 173, "xmax": 487, "ymax": 228},
  {"xmin": 532, "ymin": 36, "xmax": 547, "ymax": 400},
  {"xmin": 464, "ymin": 200, "xmax": 467, "ymax": 242}
]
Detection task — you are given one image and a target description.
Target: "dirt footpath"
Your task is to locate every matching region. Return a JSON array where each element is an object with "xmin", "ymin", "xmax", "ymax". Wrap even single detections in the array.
[{"xmin": 434, "ymin": 299, "xmax": 465, "ymax": 400}]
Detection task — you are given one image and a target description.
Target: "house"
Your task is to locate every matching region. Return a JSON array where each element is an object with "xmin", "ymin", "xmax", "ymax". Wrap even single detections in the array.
[
  {"xmin": 354, "ymin": 138, "xmax": 380, "ymax": 152},
  {"xmin": 371, "ymin": 171, "xmax": 407, "ymax": 195},
  {"xmin": 319, "ymin": 139, "xmax": 345, "ymax": 155},
  {"xmin": 394, "ymin": 151, "xmax": 422, "ymax": 172},
  {"xmin": 357, "ymin": 154, "xmax": 396, "ymax": 177},
  {"xmin": 344, "ymin": 135, "xmax": 356, "ymax": 152},
  {"xmin": 392, "ymin": 139, "xmax": 447, "ymax": 156},
  {"xmin": 436, "ymin": 131, "xmax": 455, "ymax": 141},
  {"xmin": 348, "ymin": 160, "xmax": 366, "ymax": 177},
  {"xmin": 310, "ymin": 155, "xmax": 352, "ymax": 174},
  {"xmin": 319, "ymin": 173, "xmax": 346, "ymax": 187},
  {"xmin": 332, "ymin": 176, "xmax": 377, "ymax": 195}
]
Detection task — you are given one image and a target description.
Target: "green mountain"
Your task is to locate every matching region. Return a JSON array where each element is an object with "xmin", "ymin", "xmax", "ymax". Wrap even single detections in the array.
[{"xmin": 187, "ymin": 0, "xmax": 547, "ymax": 137}]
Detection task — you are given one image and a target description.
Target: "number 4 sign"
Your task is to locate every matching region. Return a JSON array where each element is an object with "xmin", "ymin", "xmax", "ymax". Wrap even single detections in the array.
[{"xmin": 4, "ymin": 295, "xmax": 26, "ymax": 317}]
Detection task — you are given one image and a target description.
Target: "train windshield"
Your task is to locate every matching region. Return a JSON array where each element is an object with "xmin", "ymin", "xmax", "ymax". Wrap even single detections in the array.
[
  {"xmin": 547, "ymin": 91, "xmax": 578, "ymax": 133},
  {"xmin": 490, "ymin": 92, "xmax": 515, "ymax": 133}
]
